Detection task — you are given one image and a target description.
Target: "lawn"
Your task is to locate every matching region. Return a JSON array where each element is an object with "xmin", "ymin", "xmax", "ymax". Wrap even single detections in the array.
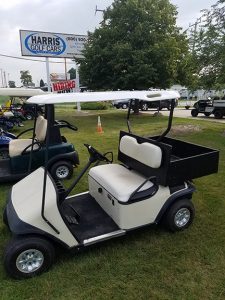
[{"xmin": 0, "ymin": 108, "xmax": 225, "ymax": 300}]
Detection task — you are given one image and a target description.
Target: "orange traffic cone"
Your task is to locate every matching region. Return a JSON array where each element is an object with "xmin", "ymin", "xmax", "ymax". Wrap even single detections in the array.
[{"xmin": 97, "ymin": 116, "xmax": 103, "ymax": 133}]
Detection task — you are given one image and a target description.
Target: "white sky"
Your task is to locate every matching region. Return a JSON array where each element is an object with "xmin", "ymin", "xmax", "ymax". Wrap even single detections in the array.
[{"xmin": 0, "ymin": 0, "xmax": 217, "ymax": 86}]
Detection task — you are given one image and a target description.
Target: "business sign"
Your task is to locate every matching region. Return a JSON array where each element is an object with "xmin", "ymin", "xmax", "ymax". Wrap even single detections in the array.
[
  {"xmin": 50, "ymin": 73, "xmax": 70, "ymax": 82},
  {"xmin": 52, "ymin": 80, "xmax": 76, "ymax": 92},
  {"xmin": 20, "ymin": 30, "xmax": 88, "ymax": 58}
]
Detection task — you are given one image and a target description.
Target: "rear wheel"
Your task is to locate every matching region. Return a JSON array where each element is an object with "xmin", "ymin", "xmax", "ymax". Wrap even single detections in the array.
[
  {"xmin": 24, "ymin": 111, "xmax": 34, "ymax": 120},
  {"xmin": 163, "ymin": 199, "xmax": 195, "ymax": 232},
  {"xmin": 191, "ymin": 109, "xmax": 198, "ymax": 117},
  {"xmin": 122, "ymin": 103, "xmax": 128, "ymax": 109},
  {"xmin": 4, "ymin": 236, "xmax": 55, "ymax": 279},
  {"xmin": 0, "ymin": 147, "xmax": 9, "ymax": 159},
  {"xmin": 50, "ymin": 160, "xmax": 73, "ymax": 180},
  {"xmin": 140, "ymin": 103, "xmax": 148, "ymax": 111},
  {"xmin": 214, "ymin": 110, "xmax": 223, "ymax": 119}
]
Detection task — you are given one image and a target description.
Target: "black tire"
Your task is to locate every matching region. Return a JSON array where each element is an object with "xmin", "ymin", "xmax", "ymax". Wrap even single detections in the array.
[
  {"xmin": 122, "ymin": 103, "xmax": 128, "ymax": 109},
  {"xmin": 3, "ymin": 207, "xmax": 8, "ymax": 227},
  {"xmin": 0, "ymin": 147, "xmax": 9, "ymax": 159},
  {"xmin": 163, "ymin": 199, "xmax": 195, "ymax": 232},
  {"xmin": 191, "ymin": 109, "xmax": 198, "ymax": 117},
  {"xmin": 141, "ymin": 103, "xmax": 148, "ymax": 111},
  {"xmin": 214, "ymin": 110, "xmax": 223, "ymax": 119},
  {"xmin": 204, "ymin": 112, "xmax": 211, "ymax": 117},
  {"xmin": 4, "ymin": 236, "xmax": 55, "ymax": 279},
  {"xmin": 24, "ymin": 111, "xmax": 34, "ymax": 120},
  {"xmin": 50, "ymin": 160, "xmax": 73, "ymax": 180}
]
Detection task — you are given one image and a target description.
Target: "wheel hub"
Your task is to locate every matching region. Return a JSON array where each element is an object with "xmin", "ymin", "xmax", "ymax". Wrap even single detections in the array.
[
  {"xmin": 174, "ymin": 208, "xmax": 190, "ymax": 227},
  {"xmin": 56, "ymin": 166, "xmax": 69, "ymax": 179},
  {"xmin": 16, "ymin": 249, "xmax": 44, "ymax": 273}
]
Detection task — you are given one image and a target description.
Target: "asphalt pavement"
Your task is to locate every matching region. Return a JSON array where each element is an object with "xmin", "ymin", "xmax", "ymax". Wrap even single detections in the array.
[{"xmin": 150, "ymin": 108, "xmax": 225, "ymax": 124}]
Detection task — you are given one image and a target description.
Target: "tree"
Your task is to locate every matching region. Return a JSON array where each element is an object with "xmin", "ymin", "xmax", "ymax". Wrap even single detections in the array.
[
  {"xmin": 191, "ymin": 0, "xmax": 225, "ymax": 89},
  {"xmin": 77, "ymin": 0, "xmax": 190, "ymax": 90},
  {"xmin": 40, "ymin": 79, "xmax": 45, "ymax": 87},
  {"xmin": 68, "ymin": 68, "xmax": 76, "ymax": 80},
  {"xmin": 20, "ymin": 70, "xmax": 33, "ymax": 86}
]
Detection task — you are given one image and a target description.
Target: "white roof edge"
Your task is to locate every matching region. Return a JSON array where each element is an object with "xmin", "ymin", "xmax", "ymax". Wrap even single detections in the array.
[
  {"xmin": 27, "ymin": 90, "xmax": 180, "ymax": 104},
  {"xmin": 0, "ymin": 88, "xmax": 46, "ymax": 97}
]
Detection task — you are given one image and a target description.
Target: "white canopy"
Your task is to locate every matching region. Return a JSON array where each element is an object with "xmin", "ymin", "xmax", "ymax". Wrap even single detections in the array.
[
  {"xmin": 0, "ymin": 88, "xmax": 45, "ymax": 97},
  {"xmin": 27, "ymin": 90, "xmax": 180, "ymax": 104}
]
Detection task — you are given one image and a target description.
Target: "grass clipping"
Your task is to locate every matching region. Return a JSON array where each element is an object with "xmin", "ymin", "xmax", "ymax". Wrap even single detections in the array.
[{"xmin": 170, "ymin": 125, "xmax": 202, "ymax": 135}]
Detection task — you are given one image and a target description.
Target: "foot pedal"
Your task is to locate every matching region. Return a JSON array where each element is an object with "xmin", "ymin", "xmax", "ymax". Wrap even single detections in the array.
[{"xmin": 65, "ymin": 215, "xmax": 79, "ymax": 225}]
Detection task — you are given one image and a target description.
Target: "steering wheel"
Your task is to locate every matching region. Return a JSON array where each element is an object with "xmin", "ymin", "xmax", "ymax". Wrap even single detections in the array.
[
  {"xmin": 56, "ymin": 120, "xmax": 78, "ymax": 131},
  {"xmin": 84, "ymin": 144, "xmax": 112, "ymax": 163}
]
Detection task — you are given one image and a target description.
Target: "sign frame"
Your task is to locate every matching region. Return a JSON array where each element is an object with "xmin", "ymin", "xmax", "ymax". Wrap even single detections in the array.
[{"xmin": 19, "ymin": 29, "xmax": 88, "ymax": 58}]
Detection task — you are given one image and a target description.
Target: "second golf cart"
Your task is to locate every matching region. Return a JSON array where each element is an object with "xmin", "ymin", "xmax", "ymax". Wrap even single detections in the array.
[
  {"xmin": 0, "ymin": 98, "xmax": 79, "ymax": 182},
  {"xmin": 2, "ymin": 90, "xmax": 219, "ymax": 279}
]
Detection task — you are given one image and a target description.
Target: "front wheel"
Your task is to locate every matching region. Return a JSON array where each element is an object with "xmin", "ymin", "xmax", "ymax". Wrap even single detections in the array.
[
  {"xmin": 163, "ymin": 199, "xmax": 195, "ymax": 232},
  {"xmin": 122, "ymin": 103, "xmax": 128, "ymax": 109},
  {"xmin": 50, "ymin": 160, "xmax": 73, "ymax": 180},
  {"xmin": 4, "ymin": 236, "xmax": 55, "ymax": 279},
  {"xmin": 3, "ymin": 207, "xmax": 8, "ymax": 227}
]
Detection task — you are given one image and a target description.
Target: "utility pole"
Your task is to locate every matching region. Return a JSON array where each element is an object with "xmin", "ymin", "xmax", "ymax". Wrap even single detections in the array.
[
  {"xmin": 0, "ymin": 69, "xmax": 3, "ymax": 87},
  {"xmin": 187, "ymin": 17, "xmax": 202, "ymax": 53},
  {"xmin": 3, "ymin": 71, "xmax": 7, "ymax": 87},
  {"xmin": 95, "ymin": 5, "xmax": 104, "ymax": 15}
]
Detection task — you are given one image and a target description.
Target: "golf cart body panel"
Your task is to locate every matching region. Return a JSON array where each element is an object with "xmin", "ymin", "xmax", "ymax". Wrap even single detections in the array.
[{"xmin": 9, "ymin": 167, "xmax": 78, "ymax": 247}]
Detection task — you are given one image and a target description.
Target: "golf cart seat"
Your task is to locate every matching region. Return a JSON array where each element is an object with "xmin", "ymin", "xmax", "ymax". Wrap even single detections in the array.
[
  {"xmin": 89, "ymin": 134, "xmax": 162, "ymax": 203},
  {"xmin": 3, "ymin": 111, "xmax": 14, "ymax": 118},
  {"xmin": 9, "ymin": 116, "xmax": 47, "ymax": 157}
]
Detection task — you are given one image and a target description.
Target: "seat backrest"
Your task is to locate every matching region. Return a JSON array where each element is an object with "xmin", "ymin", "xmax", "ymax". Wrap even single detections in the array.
[
  {"xmin": 35, "ymin": 115, "xmax": 47, "ymax": 142},
  {"xmin": 119, "ymin": 135, "xmax": 162, "ymax": 169}
]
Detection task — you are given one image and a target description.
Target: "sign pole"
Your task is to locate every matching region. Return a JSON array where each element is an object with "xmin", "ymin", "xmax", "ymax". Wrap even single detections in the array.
[
  {"xmin": 45, "ymin": 57, "xmax": 51, "ymax": 92},
  {"xmin": 75, "ymin": 62, "xmax": 81, "ymax": 112},
  {"xmin": 64, "ymin": 58, "xmax": 67, "ymax": 80}
]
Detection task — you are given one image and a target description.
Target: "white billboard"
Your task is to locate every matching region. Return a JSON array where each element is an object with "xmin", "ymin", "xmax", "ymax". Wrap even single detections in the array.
[{"xmin": 20, "ymin": 30, "xmax": 88, "ymax": 58}]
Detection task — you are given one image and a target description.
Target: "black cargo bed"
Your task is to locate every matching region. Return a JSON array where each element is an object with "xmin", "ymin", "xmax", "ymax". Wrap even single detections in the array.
[{"xmin": 149, "ymin": 136, "xmax": 219, "ymax": 186}]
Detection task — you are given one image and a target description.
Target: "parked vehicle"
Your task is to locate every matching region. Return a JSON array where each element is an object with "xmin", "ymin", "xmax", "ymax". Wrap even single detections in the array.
[
  {"xmin": 191, "ymin": 97, "xmax": 225, "ymax": 119},
  {"xmin": 113, "ymin": 98, "xmax": 177, "ymax": 111},
  {"xmin": 0, "ymin": 88, "xmax": 45, "ymax": 120},
  {"xmin": 112, "ymin": 99, "xmax": 130, "ymax": 109},
  {"xmin": 2, "ymin": 90, "xmax": 219, "ymax": 279},
  {"xmin": 139, "ymin": 99, "xmax": 177, "ymax": 111},
  {"xmin": 0, "ymin": 107, "xmax": 79, "ymax": 183}
]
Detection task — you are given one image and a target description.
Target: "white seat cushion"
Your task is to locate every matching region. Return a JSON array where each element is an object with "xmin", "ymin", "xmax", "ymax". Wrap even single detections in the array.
[
  {"xmin": 120, "ymin": 135, "xmax": 162, "ymax": 168},
  {"xmin": 9, "ymin": 139, "xmax": 39, "ymax": 157},
  {"xmin": 3, "ymin": 111, "xmax": 14, "ymax": 118},
  {"xmin": 35, "ymin": 116, "xmax": 47, "ymax": 142},
  {"xmin": 89, "ymin": 164, "xmax": 154, "ymax": 203}
]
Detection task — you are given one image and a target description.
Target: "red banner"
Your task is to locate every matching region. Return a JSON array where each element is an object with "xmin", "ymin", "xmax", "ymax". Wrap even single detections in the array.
[{"xmin": 52, "ymin": 80, "xmax": 75, "ymax": 92}]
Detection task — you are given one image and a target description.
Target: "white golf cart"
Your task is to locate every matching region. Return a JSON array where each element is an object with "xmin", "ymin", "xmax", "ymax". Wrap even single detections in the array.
[{"xmin": 3, "ymin": 90, "xmax": 219, "ymax": 279}]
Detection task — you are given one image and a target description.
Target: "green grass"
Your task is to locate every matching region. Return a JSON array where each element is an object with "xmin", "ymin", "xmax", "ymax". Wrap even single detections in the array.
[{"xmin": 0, "ymin": 109, "xmax": 225, "ymax": 299}]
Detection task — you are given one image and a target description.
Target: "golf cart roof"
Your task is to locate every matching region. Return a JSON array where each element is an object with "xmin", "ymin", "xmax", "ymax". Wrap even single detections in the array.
[
  {"xmin": 0, "ymin": 88, "xmax": 45, "ymax": 97},
  {"xmin": 27, "ymin": 90, "xmax": 180, "ymax": 105}
]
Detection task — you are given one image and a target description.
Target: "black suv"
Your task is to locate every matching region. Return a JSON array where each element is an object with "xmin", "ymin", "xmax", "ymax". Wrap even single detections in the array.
[{"xmin": 113, "ymin": 99, "xmax": 177, "ymax": 111}]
